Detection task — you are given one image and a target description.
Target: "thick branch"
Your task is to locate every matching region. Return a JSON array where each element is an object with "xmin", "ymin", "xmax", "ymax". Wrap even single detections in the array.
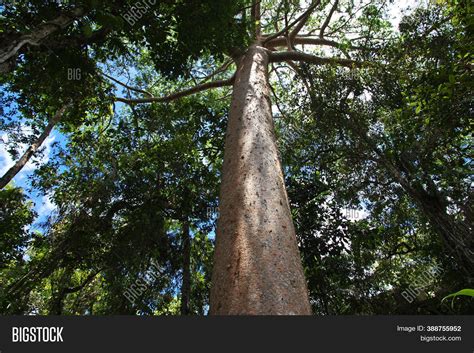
[
  {"xmin": 269, "ymin": 51, "xmax": 362, "ymax": 68},
  {"xmin": 0, "ymin": 105, "xmax": 68, "ymax": 189},
  {"xmin": 251, "ymin": 0, "xmax": 262, "ymax": 39},
  {"xmin": 289, "ymin": 0, "xmax": 321, "ymax": 42},
  {"xmin": 0, "ymin": 8, "xmax": 85, "ymax": 71},
  {"xmin": 263, "ymin": 0, "xmax": 321, "ymax": 45},
  {"xmin": 266, "ymin": 35, "xmax": 358, "ymax": 50},
  {"xmin": 319, "ymin": 0, "xmax": 339, "ymax": 38},
  {"xmin": 114, "ymin": 75, "xmax": 235, "ymax": 105}
]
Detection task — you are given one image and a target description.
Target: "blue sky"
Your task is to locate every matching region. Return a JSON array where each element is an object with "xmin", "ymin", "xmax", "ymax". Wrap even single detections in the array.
[
  {"xmin": 0, "ymin": 125, "xmax": 65, "ymax": 227},
  {"xmin": 0, "ymin": 63, "xmax": 130, "ymax": 229}
]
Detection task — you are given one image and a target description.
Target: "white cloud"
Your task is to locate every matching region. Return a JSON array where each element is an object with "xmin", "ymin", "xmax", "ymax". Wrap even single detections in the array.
[
  {"xmin": 0, "ymin": 133, "xmax": 13, "ymax": 176},
  {"xmin": 36, "ymin": 194, "xmax": 57, "ymax": 220}
]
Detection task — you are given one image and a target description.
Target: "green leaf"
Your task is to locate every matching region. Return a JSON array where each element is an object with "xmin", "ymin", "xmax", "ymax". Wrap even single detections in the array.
[
  {"xmin": 442, "ymin": 289, "xmax": 474, "ymax": 308},
  {"xmin": 443, "ymin": 288, "xmax": 474, "ymax": 300}
]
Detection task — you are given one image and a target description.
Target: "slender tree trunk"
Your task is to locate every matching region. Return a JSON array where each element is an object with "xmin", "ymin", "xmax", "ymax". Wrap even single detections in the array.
[
  {"xmin": 0, "ymin": 105, "xmax": 67, "ymax": 189},
  {"xmin": 180, "ymin": 220, "xmax": 191, "ymax": 315},
  {"xmin": 210, "ymin": 44, "xmax": 311, "ymax": 315},
  {"xmin": 405, "ymin": 183, "xmax": 473, "ymax": 274},
  {"xmin": 340, "ymin": 112, "xmax": 474, "ymax": 274}
]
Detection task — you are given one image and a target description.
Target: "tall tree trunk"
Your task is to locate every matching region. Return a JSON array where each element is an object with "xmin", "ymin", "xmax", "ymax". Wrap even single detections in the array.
[
  {"xmin": 210, "ymin": 44, "xmax": 311, "ymax": 315},
  {"xmin": 0, "ymin": 105, "xmax": 67, "ymax": 189},
  {"xmin": 180, "ymin": 220, "xmax": 191, "ymax": 315}
]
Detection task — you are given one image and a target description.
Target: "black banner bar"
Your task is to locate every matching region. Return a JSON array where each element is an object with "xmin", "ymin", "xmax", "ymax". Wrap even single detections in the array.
[{"xmin": 0, "ymin": 315, "xmax": 472, "ymax": 352}]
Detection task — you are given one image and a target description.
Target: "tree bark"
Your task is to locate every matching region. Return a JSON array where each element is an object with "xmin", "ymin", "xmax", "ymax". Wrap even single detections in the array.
[
  {"xmin": 0, "ymin": 105, "xmax": 67, "ymax": 189},
  {"xmin": 0, "ymin": 8, "xmax": 85, "ymax": 74},
  {"xmin": 251, "ymin": 0, "xmax": 261, "ymax": 39},
  {"xmin": 180, "ymin": 220, "xmax": 191, "ymax": 315},
  {"xmin": 210, "ymin": 44, "xmax": 312, "ymax": 315}
]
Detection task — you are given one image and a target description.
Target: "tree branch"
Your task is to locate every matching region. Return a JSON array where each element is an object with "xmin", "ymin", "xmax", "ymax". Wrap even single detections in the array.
[
  {"xmin": 280, "ymin": 60, "xmax": 312, "ymax": 93},
  {"xmin": 269, "ymin": 51, "xmax": 363, "ymax": 68},
  {"xmin": 101, "ymin": 72, "xmax": 153, "ymax": 98},
  {"xmin": 251, "ymin": 0, "xmax": 262, "ymax": 39},
  {"xmin": 263, "ymin": 0, "xmax": 321, "ymax": 45},
  {"xmin": 198, "ymin": 59, "xmax": 233, "ymax": 83},
  {"xmin": 326, "ymin": 2, "xmax": 372, "ymax": 36},
  {"xmin": 114, "ymin": 75, "xmax": 235, "ymax": 105},
  {"xmin": 319, "ymin": 0, "xmax": 339, "ymax": 38},
  {"xmin": 266, "ymin": 35, "xmax": 361, "ymax": 50},
  {"xmin": 0, "ymin": 8, "xmax": 85, "ymax": 71},
  {"xmin": 289, "ymin": 0, "xmax": 322, "ymax": 42},
  {"xmin": 0, "ymin": 105, "xmax": 69, "ymax": 189},
  {"xmin": 63, "ymin": 269, "xmax": 102, "ymax": 294}
]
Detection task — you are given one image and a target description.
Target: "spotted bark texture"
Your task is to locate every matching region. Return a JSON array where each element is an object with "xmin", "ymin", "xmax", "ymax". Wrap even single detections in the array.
[{"xmin": 210, "ymin": 45, "xmax": 311, "ymax": 315}]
